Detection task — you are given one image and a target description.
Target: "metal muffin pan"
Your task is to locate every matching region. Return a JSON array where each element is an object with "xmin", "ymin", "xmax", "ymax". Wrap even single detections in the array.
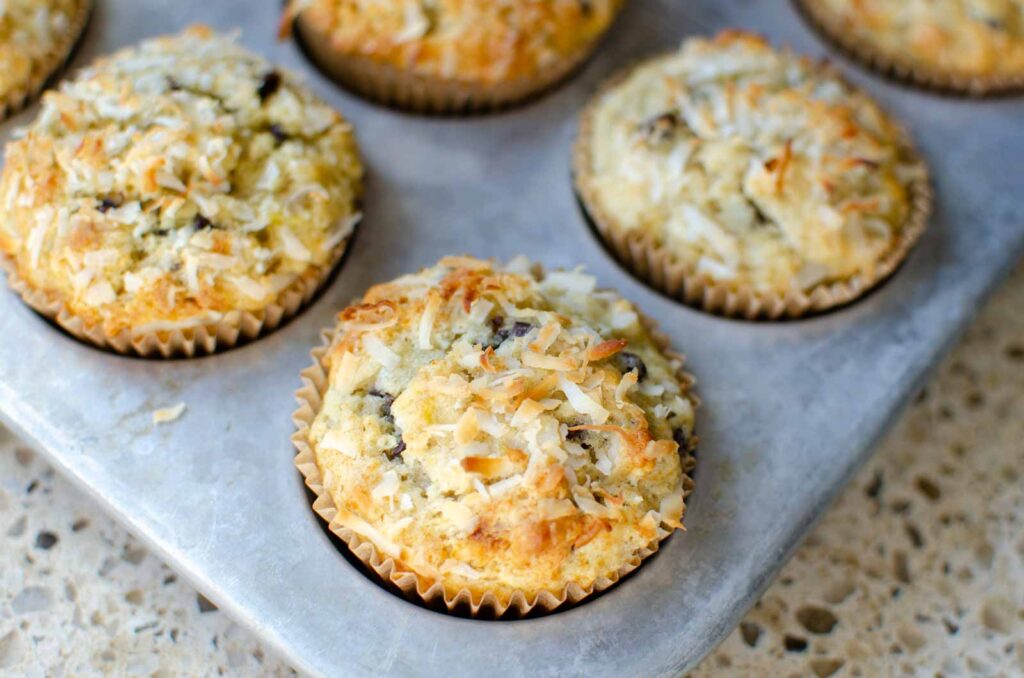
[{"xmin": 1, "ymin": 1, "xmax": 1022, "ymax": 676}]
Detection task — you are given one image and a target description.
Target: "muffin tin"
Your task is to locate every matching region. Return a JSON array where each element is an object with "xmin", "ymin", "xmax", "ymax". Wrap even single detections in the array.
[{"xmin": 0, "ymin": 1, "xmax": 1022, "ymax": 676}]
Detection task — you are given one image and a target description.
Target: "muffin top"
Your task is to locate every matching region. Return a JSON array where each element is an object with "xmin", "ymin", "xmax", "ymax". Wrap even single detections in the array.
[
  {"xmin": 309, "ymin": 256, "xmax": 695, "ymax": 598},
  {"xmin": 808, "ymin": 0, "xmax": 1024, "ymax": 80},
  {"xmin": 0, "ymin": 0, "xmax": 86, "ymax": 102},
  {"xmin": 576, "ymin": 31, "xmax": 926, "ymax": 295},
  {"xmin": 0, "ymin": 25, "xmax": 363, "ymax": 335},
  {"xmin": 287, "ymin": 0, "xmax": 623, "ymax": 84}
]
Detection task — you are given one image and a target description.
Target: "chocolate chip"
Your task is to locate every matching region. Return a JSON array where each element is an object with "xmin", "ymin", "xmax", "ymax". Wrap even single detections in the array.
[
  {"xmin": 638, "ymin": 111, "xmax": 680, "ymax": 144},
  {"xmin": 369, "ymin": 390, "xmax": 395, "ymax": 424},
  {"xmin": 386, "ymin": 438, "xmax": 406, "ymax": 460},
  {"xmin": 257, "ymin": 71, "xmax": 281, "ymax": 102},
  {"xmin": 510, "ymin": 321, "xmax": 532, "ymax": 337},
  {"xmin": 614, "ymin": 352, "xmax": 647, "ymax": 381},
  {"xmin": 97, "ymin": 198, "xmax": 119, "ymax": 213},
  {"xmin": 269, "ymin": 123, "xmax": 288, "ymax": 144},
  {"xmin": 485, "ymin": 317, "xmax": 532, "ymax": 350},
  {"xmin": 193, "ymin": 214, "xmax": 219, "ymax": 231},
  {"xmin": 35, "ymin": 531, "xmax": 58, "ymax": 550},
  {"xmin": 166, "ymin": 76, "xmax": 181, "ymax": 91}
]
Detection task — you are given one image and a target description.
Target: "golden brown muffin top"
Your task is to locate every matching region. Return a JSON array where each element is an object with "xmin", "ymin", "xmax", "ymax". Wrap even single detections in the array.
[
  {"xmin": 286, "ymin": 0, "xmax": 623, "ymax": 84},
  {"xmin": 809, "ymin": 0, "xmax": 1024, "ymax": 80},
  {"xmin": 309, "ymin": 256, "xmax": 695, "ymax": 599},
  {"xmin": 0, "ymin": 26, "xmax": 362, "ymax": 335},
  {"xmin": 577, "ymin": 31, "xmax": 926, "ymax": 295}
]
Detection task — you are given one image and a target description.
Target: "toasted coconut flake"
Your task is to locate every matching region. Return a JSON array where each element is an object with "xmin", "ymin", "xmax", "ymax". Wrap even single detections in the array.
[
  {"xmin": 227, "ymin": 275, "xmax": 268, "ymax": 301},
  {"xmin": 522, "ymin": 352, "xmax": 577, "ymax": 372},
  {"xmin": 574, "ymin": 493, "xmax": 616, "ymax": 519},
  {"xmin": 419, "ymin": 292, "xmax": 441, "ymax": 349},
  {"xmin": 487, "ymin": 474, "xmax": 523, "ymax": 498},
  {"xmin": 510, "ymin": 398, "xmax": 546, "ymax": 426},
  {"xmin": 558, "ymin": 376, "xmax": 610, "ymax": 424},
  {"xmin": 152, "ymin": 402, "xmax": 186, "ymax": 424},
  {"xmin": 339, "ymin": 301, "xmax": 398, "ymax": 331},
  {"xmin": 331, "ymin": 351, "xmax": 363, "ymax": 396},
  {"xmin": 479, "ymin": 346, "xmax": 498, "ymax": 373},
  {"xmin": 614, "ymin": 371, "xmax": 638, "ymax": 404},
  {"xmin": 454, "ymin": 408, "xmax": 480, "ymax": 446},
  {"xmin": 573, "ymin": 516, "xmax": 611, "ymax": 549},
  {"xmin": 319, "ymin": 429, "xmax": 358, "ymax": 457},
  {"xmin": 439, "ymin": 255, "xmax": 492, "ymax": 271},
  {"xmin": 442, "ymin": 559, "xmax": 483, "ymax": 580},
  {"xmin": 542, "ymin": 269, "xmax": 596, "ymax": 294},
  {"xmin": 538, "ymin": 498, "xmax": 578, "ymax": 520},
  {"xmin": 467, "ymin": 298, "xmax": 494, "ymax": 324},
  {"xmin": 587, "ymin": 338, "xmax": 628, "ymax": 361},
  {"xmin": 461, "ymin": 455, "xmax": 514, "ymax": 479},
  {"xmin": 363, "ymin": 334, "xmax": 400, "ymax": 369},
  {"xmin": 336, "ymin": 510, "xmax": 402, "ymax": 559},
  {"xmin": 529, "ymin": 322, "xmax": 561, "ymax": 353},
  {"xmin": 83, "ymin": 280, "xmax": 116, "ymax": 307},
  {"xmin": 372, "ymin": 470, "xmax": 401, "ymax": 499},
  {"xmin": 440, "ymin": 501, "xmax": 478, "ymax": 534}
]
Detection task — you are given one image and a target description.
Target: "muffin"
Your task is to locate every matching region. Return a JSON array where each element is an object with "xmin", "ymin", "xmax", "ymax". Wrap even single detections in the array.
[
  {"xmin": 0, "ymin": 26, "xmax": 364, "ymax": 357},
  {"xmin": 0, "ymin": 0, "xmax": 91, "ymax": 119},
  {"xmin": 797, "ymin": 0, "xmax": 1024, "ymax": 95},
  {"xmin": 293, "ymin": 256, "xmax": 697, "ymax": 615},
  {"xmin": 282, "ymin": 0, "xmax": 625, "ymax": 113},
  {"xmin": 573, "ymin": 31, "xmax": 931, "ymax": 320}
]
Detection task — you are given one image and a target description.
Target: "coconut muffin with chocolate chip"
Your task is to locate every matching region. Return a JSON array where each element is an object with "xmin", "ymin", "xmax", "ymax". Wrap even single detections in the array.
[
  {"xmin": 0, "ymin": 25, "xmax": 363, "ymax": 356},
  {"xmin": 0, "ymin": 0, "xmax": 91, "ymax": 118},
  {"xmin": 302, "ymin": 256, "xmax": 696, "ymax": 611},
  {"xmin": 283, "ymin": 0, "xmax": 625, "ymax": 112},
  {"xmin": 574, "ymin": 31, "xmax": 930, "ymax": 319},
  {"xmin": 799, "ymin": 0, "xmax": 1024, "ymax": 93}
]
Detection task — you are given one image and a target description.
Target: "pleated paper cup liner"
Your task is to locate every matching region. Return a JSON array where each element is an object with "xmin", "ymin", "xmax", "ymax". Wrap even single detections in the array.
[
  {"xmin": 0, "ymin": 0, "xmax": 93, "ymax": 121},
  {"xmin": 572, "ymin": 57, "xmax": 934, "ymax": 321},
  {"xmin": 795, "ymin": 0, "xmax": 1024, "ymax": 97},
  {"xmin": 0, "ymin": 238, "xmax": 349, "ymax": 359},
  {"xmin": 293, "ymin": 11, "xmax": 611, "ymax": 115},
  {"xmin": 292, "ymin": 304, "xmax": 697, "ymax": 618}
]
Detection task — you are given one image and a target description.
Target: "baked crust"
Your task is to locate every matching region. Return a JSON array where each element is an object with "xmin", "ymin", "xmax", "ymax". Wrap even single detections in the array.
[
  {"xmin": 799, "ymin": 0, "xmax": 1024, "ymax": 89},
  {"xmin": 0, "ymin": 0, "xmax": 91, "ymax": 118},
  {"xmin": 0, "ymin": 26, "xmax": 363, "ymax": 340},
  {"xmin": 285, "ymin": 0, "xmax": 623, "ymax": 85},
  {"xmin": 302, "ymin": 256, "xmax": 696, "ymax": 606},
  {"xmin": 574, "ymin": 31, "xmax": 929, "ymax": 310}
]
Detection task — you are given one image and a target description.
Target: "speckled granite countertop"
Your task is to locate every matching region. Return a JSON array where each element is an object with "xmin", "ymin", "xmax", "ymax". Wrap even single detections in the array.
[{"xmin": 2, "ymin": 262, "xmax": 1022, "ymax": 677}]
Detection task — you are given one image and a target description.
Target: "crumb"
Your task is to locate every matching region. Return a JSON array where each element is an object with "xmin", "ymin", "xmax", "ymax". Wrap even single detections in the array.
[{"xmin": 152, "ymin": 403, "xmax": 186, "ymax": 424}]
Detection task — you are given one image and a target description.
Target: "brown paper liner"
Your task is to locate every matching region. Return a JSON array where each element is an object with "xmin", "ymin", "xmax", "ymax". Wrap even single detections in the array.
[
  {"xmin": 294, "ymin": 11, "xmax": 611, "ymax": 114},
  {"xmin": 795, "ymin": 0, "xmax": 1024, "ymax": 97},
  {"xmin": 572, "ymin": 58, "xmax": 934, "ymax": 321},
  {"xmin": 0, "ymin": 237, "xmax": 349, "ymax": 358},
  {"xmin": 292, "ymin": 289, "xmax": 697, "ymax": 617},
  {"xmin": 0, "ymin": 0, "xmax": 92, "ymax": 121}
]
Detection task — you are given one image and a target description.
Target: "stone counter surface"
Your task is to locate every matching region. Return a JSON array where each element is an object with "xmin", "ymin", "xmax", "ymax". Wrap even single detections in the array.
[{"xmin": 2, "ymin": 262, "xmax": 1022, "ymax": 677}]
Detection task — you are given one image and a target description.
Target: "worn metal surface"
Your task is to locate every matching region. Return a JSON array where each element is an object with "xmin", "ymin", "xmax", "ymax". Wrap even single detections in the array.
[{"xmin": 0, "ymin": 1, "xmax": 1021, "ymax": 676}]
